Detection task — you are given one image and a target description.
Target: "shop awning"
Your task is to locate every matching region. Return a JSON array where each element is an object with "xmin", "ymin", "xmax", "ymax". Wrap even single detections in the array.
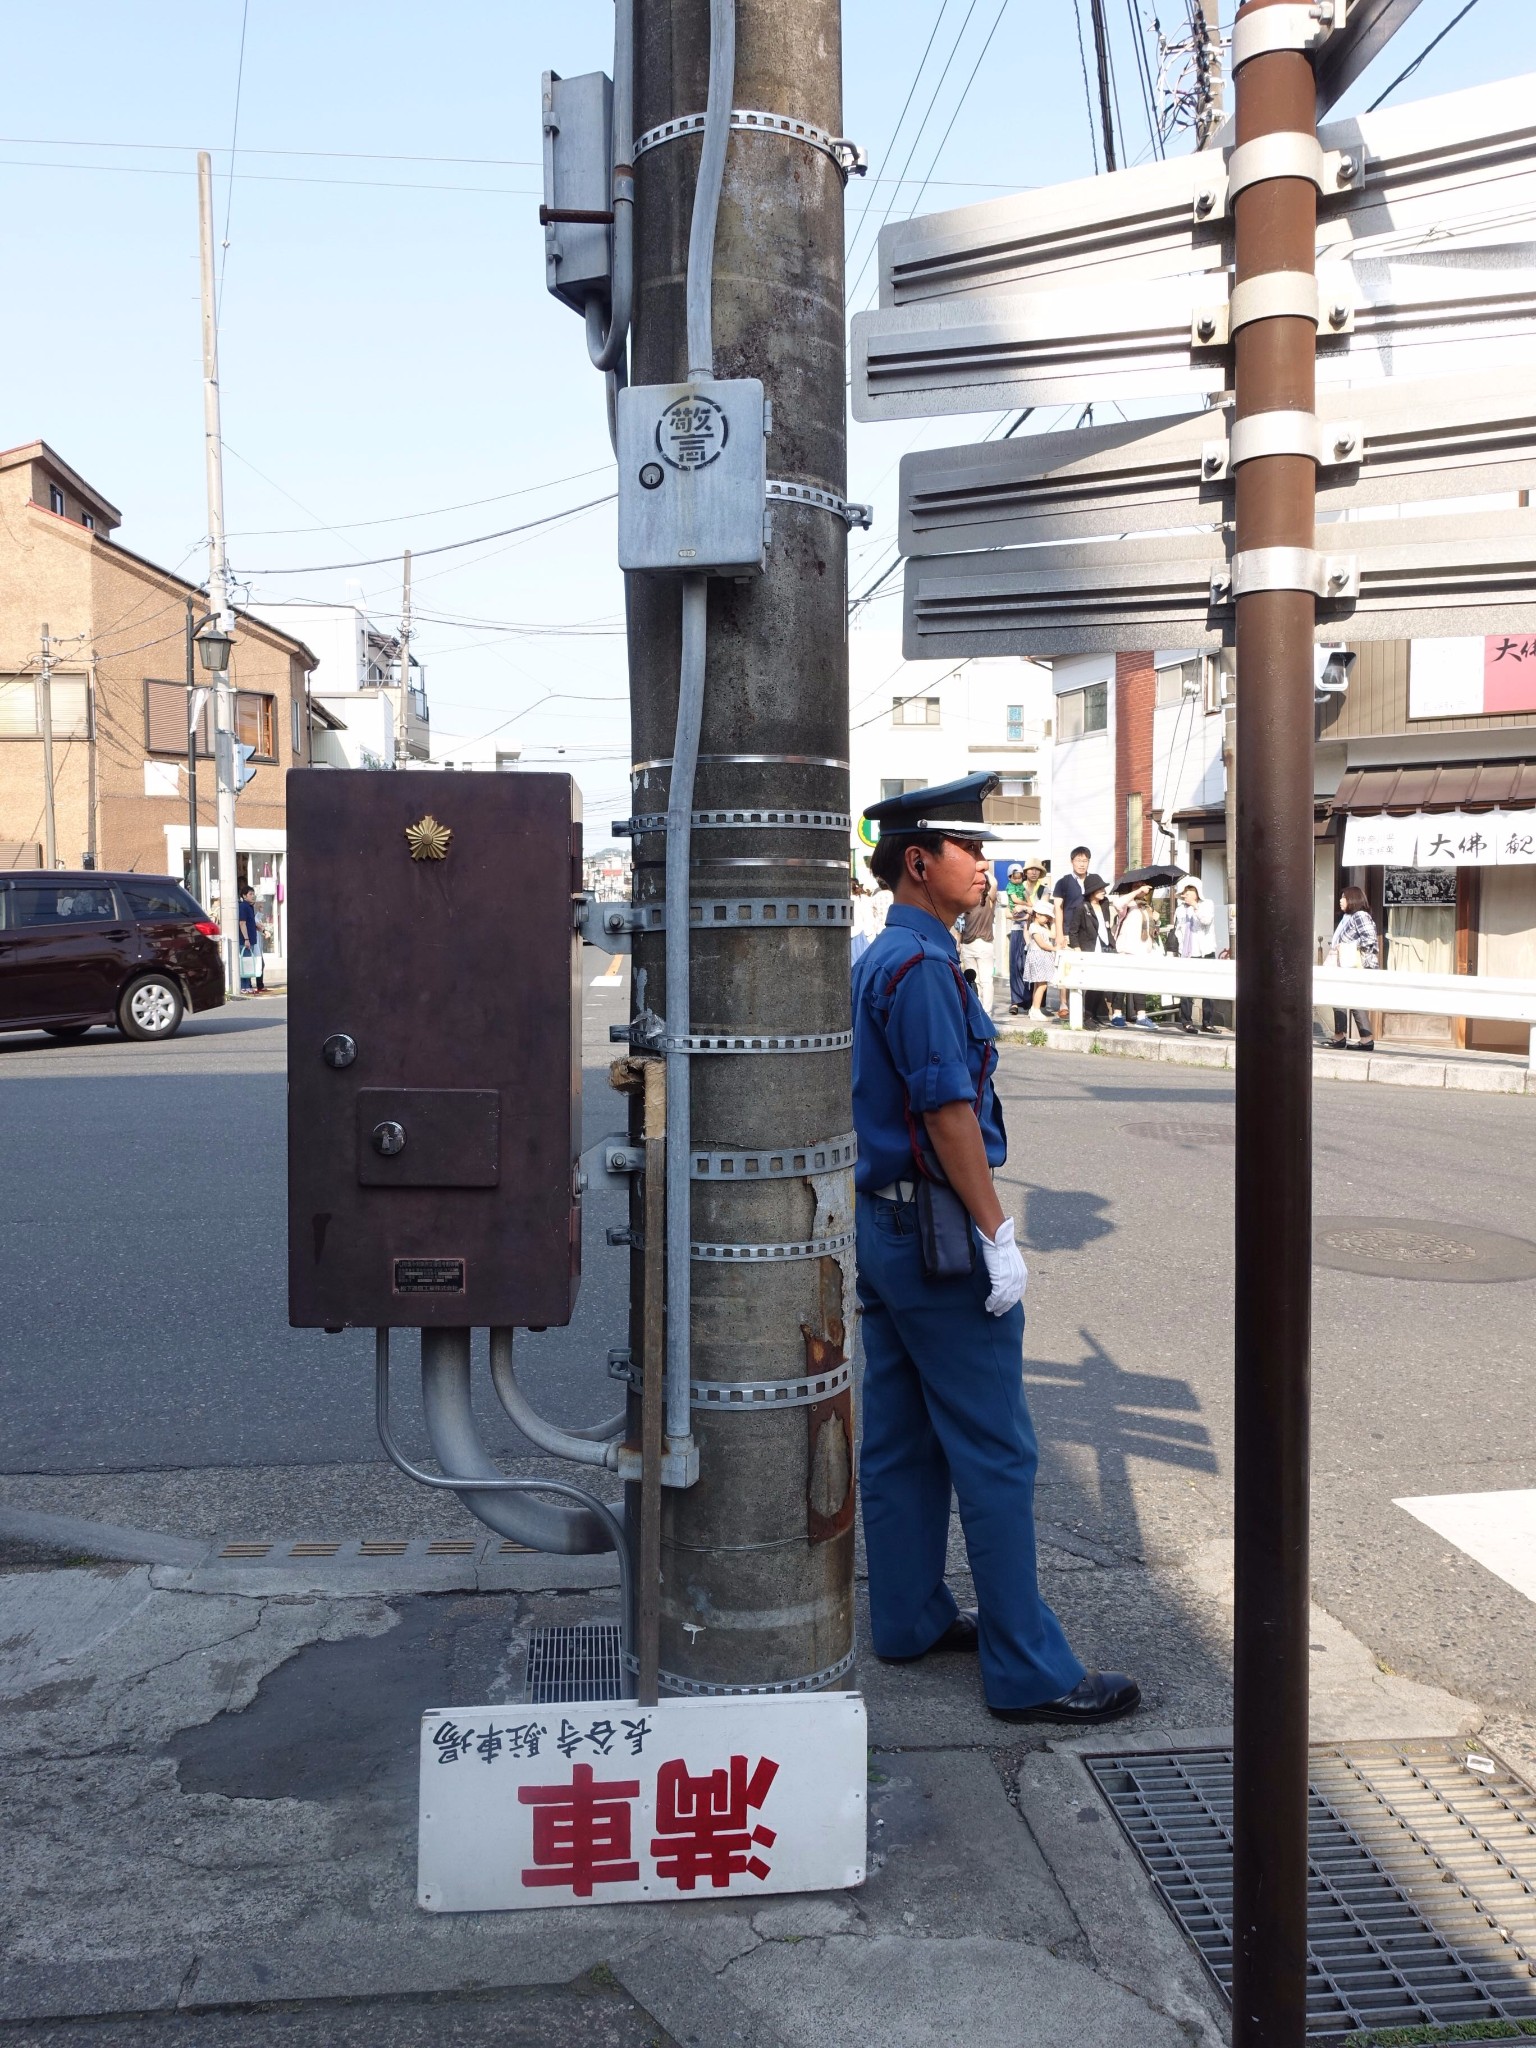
[{"xmin": 1332, "ymin": 761, "xmax": 1536, "ymax": 815}]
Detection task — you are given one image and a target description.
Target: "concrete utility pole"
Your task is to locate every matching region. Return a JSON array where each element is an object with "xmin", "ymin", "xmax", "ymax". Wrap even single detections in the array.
[
  {"xmin": 1229, "ymin": 0, "xmax": 1318, "ymax": 2038},
  {"xmin": 198, "ymin": 151, "xmax": 240, "ymax": 990},
  {"xmin": 1194, "ymin": 0, "xmax": 1226, "ymax": 146},
  {"xmin": 37, "ymin": 624, "xmax": 57, "ymax": 870},
  {"xmin": 627, "ymin": 0, "xmax": 854, "ymax": 1691},
  {"xmin": 398, "ymin": 549, "xmax": 412, "ymax": 768}
]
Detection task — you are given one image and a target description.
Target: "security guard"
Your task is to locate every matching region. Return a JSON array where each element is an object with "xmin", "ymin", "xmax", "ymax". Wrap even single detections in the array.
[{"xmin": 852, "ymin": 774, "xmax": 1140, "ymax": 1725}]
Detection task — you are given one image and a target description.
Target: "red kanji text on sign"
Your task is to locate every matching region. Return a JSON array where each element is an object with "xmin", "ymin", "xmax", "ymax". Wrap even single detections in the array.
[
  {"xmin": 518, "ymin": 1762, "xmax": 640, "ymax": 1897},
  {"xmin": 651, "ymin": 1753, "xmax": 780, "ymax": 1890}
]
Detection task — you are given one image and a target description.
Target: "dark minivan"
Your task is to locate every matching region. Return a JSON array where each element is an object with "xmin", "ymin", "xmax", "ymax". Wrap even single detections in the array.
[{"xmin": 0, "ymin": 872, "xmax": 226, "ymax": 1043}]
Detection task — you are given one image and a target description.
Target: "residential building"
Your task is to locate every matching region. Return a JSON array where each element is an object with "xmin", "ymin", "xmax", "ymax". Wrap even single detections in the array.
[
  {"xmin": 0, "ymin": 441, "xmax": 316, "ymax": 975},
  {"xmin": 252, "ymin": 601, "xmax": 430, "ymax": 768},
  {"xmin": 850, "ymin": 631, "xmax": 1052, "ymax": 879}
]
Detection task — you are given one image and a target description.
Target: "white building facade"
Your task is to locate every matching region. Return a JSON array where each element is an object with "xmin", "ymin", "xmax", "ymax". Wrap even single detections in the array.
[
  {"xmin": 253, "ymin": 602, "xmax": 430, "ymax": 769},
  {"xmin": 849, "ymin": 631, "xmax": 1054, "ymax": 877}
]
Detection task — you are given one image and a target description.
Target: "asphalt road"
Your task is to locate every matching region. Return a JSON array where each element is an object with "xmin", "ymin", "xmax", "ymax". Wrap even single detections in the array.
[{"xmin": 2, "ymin": 968, "xmax": 1533, "ymax": 1715}]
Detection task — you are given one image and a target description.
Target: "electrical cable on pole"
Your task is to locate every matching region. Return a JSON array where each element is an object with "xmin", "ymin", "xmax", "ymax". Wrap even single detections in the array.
[
  {"xmin": 1088, "ymin": 0, "xmax": 1121, "ymax": 170},
  {"xmin": 38, "ymin": 624, "xmax": 57, "ymax": 871},
  {"xmin": 397, "ymin": 549, "xmax": 412, "ymax": 770},
  {"xmin": 198, "ymin": 149, "xmax": 241, "ymax": 998},
  {"xmin": 1071, "ymin": 0, "xmax": 1103, "ymax": 171}
]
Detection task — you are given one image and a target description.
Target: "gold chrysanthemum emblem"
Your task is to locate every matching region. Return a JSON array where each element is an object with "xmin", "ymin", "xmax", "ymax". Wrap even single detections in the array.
[{"xmin": 405, "ymin": 814, "xmax": 452, "ymax": 861}]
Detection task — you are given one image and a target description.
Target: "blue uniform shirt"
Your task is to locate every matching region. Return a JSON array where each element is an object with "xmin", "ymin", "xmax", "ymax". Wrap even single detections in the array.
[{"xmin": 851, "ymin": 904, "xmax": 1008, "ymax": 1194}]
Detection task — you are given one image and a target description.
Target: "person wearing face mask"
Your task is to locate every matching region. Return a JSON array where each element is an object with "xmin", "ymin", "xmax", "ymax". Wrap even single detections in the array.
[{"xmin": 851, "ymin": 775, "xmax": 1141, "ymax": 1728}]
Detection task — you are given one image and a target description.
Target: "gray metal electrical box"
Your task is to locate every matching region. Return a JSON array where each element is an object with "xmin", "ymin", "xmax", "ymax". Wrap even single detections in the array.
[
  {"xmin": 617, "ymin": 378, "xmax": 768, "ymax": 575},
  {"xmin": 286, "ymin": 770, "xmax": 584, "ymax": 1332},
  {"xmin": 541, "ymin": 69, "xmax": 612, "ymax": 314}
]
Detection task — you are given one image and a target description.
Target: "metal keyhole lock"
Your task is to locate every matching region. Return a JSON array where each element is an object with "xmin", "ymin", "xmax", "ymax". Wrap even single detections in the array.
[
  {"xmin": 323, "ymin": 1033, "xmax": 357, "ymax": 1069},
  {"xmin": 371, "ymin": 1120, "xmax": 407, "ymax": 1158}
]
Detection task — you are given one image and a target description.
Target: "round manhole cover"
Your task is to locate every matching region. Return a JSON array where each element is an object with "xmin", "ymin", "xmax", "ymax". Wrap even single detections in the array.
[
  {"xmin": 1124, "ymin": 1120, "xmax": 1235, "ymax": 1148},
  {"xmin": 1313, "ymin": 1217, "xmax": 1536, "ymax": 1283}
]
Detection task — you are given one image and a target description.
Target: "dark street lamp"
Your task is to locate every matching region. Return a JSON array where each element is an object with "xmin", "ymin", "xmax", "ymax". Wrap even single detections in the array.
[{"xmin": 184, "ymin": 604, "xmax": 232, "ymax": 900}]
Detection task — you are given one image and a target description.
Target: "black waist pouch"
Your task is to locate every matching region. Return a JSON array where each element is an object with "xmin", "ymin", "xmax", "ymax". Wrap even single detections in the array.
[{"xmin": 916, "ymin": 1177, "xmax": 976, "ymax": 1278}]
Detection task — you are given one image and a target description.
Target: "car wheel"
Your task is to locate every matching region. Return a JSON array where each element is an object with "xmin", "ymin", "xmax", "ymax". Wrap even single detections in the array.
[
  {"xmin": 119, "ymin": 975, "xmax": 184, "ymax": 1042},
  {"xmin": 43, "ymin": 1025, "xmax": 91, "ymax": 1042}
]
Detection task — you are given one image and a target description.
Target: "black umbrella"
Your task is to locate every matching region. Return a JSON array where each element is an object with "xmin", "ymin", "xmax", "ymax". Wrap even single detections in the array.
[{"xmin": 1110, "ymin": 863, "xmax": 1188, "ymax": 892}]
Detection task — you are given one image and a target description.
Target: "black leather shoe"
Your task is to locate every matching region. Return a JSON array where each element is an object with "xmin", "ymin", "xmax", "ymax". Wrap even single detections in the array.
[
  {"xmin": 876, "ymin": 1609, "xmax": 979, "ymax": 1662},
  {"xmin": 987, "ymin": 1671, "xmax": 1141, "ymax": 1724}
]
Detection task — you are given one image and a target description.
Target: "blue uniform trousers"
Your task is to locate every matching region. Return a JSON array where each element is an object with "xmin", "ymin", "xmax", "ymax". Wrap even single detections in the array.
[{"xmin": 857, "ymin": 1194, "xmax": 1084, "ymax": 1710}]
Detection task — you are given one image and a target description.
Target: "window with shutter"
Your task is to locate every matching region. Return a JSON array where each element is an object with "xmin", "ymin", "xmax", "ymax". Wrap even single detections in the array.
[{"xmin": 144, "ymin": 679, "xmax": 213, "ymax": 756}]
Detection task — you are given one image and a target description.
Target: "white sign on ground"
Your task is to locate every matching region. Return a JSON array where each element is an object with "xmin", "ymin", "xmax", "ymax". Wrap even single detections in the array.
[
  {"xmin": 418, "ymin": 1690, "xmax": 867, "ymax": 1912},
  {"xmin": 1395, "ymin": 1491, "xmax": 1536, "ymax": 1606}
]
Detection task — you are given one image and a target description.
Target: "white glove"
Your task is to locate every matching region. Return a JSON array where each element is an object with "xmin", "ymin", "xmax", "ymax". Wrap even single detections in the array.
[{"xmin": 979, "ymin": 1216, "xmax": 1028, "ymax": 1316}]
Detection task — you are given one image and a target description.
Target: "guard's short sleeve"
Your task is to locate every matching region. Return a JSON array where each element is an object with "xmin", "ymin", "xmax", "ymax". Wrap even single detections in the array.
[{"xmin": 884, "ymin": 957, "xmax": 973, "ymax": 1112}]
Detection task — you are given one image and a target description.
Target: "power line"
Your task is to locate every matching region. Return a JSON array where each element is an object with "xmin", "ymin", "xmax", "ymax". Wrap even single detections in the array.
[
  {"xmin": 223, "ymin": 462, "xmax": 615, "ymax": 538},
  {"xmin": 0, "ymin": 133, "xmax": 545, "ymax": 167},
  {"xmin": 899, "ymin": 0, "xmax": 1012, "ymax": 228},
  {"xmin": 1070, "ymin": 0, "xmax": 1102, "ymax": 173},
  {"xmin": 0, "ymin": 157, "xmax": 541, "ymax": 198},
  {"xmin": 1088, "ymin": 0, "xmax": 1121, "ymax": 171},
  {"xmin": 1366, "ymin": 0, "xmax": 1483, "ymax": 110},
  {"xmin": 217, "ymin": 0, "xmax": 252, "ymax": 316},
  {"xmin": 847, "ymin": 0, "xmax": 985, "ymax": 304},
  {"xmin": 237, "ymin": 493, "xmax": 616, "ymax": 576},
  {"xmin": 844, "ymin": 0, "xmax": 954, "ymax": 271}
]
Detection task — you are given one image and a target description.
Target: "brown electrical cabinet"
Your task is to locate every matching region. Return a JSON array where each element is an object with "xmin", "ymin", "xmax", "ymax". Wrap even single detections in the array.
[{"xmin": 286, "ymin": 770, "xmax": 583, "ymax": 1330}]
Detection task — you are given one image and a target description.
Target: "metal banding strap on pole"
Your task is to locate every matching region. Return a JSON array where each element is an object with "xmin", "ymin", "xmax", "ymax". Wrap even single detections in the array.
[
  {"xmin": 766, "ymin": 480, "xmax": 874, "ymax": 528},
  {"xmin": 1225, "ymin": 131, "xmax": 1354, "ymax": 199},
  {"xmin": 632, "ymin": 108, "xmax": 867, "ymax": 181},
  {"xmin": 621, "ymin": 1646, "xmax": 857, "ymax": 1696},
  {"xmin": 633, "ymin": 753, "xmax": 850, "ymax": 773},
  {"xmin": 690, "ymin": 1131, "xmax": 857, "ymax": 1178},
  {"xmin": 615, "ymin": 809, "xmax": 852, "ymax": 834},
  {"xmin": 691, "ymin": 1230, "xmax": 856, "ymax": 1262},
  {"xmin": 1229, "ymin": 270, "xmax": 1321, "ymax": 332},
  {"xmin": 665, "ymin": 1029, "xmax": 853, "ymax": 1053},
  {"xmin": 1216, "ymin": 547, "xmax": 1358, "ymax": 599},
  {"xmin": 1230, "ymin": 0, "xmax": 1330, "ymax": 66},
  {"xmin": 609, "ymin": 1355, "xmax": 854, "ymax": 1409},
  {"xmin": 1222, "ymin": 409, "xmax": 1362, "ymax": 468},
  {"xmin": 695, "ymin": 857, "xmax": 852, "ymax": 871},
  {"xmin": 601, "ymin": 898, "xmax": 854, "ymax": 932}
]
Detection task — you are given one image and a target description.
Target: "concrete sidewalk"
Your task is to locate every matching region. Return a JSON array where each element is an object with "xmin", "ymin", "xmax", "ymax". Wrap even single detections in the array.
[
  {"xmin": 0, "ymin": 1503, "xmax": 1494, "ymax": 2048},
  {"xmin": 994, "ymin": 1014, "xmax": 1536, "ymax": 1094}
]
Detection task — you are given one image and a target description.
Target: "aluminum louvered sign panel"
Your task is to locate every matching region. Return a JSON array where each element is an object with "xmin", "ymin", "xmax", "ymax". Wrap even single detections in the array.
[
  {"xmin": 901, "ymin": 510, "xmax": 1536, "ymax": 659},
  {"xmin": 872, "ymin": 72, "xmax": 1536, "ymax": 310},
  {"xmin": 853, "ymin": 239, "xmax": 1536, "ymax": 422},
  {"xmin": 897, "ymin": 370, "xmax": 1536, "ymax": 556}
]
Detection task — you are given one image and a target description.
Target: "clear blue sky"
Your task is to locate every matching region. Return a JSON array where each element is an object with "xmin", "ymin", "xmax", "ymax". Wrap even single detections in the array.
[{"xmin": 4, "ymin": 0, "xmax": 1530, "ymax": 828}]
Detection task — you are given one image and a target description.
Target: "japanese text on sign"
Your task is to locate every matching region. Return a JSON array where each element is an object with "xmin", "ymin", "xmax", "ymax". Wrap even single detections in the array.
[{"xmin": 419, "ymin": 1691, "xmax": 866, "ymax": 1913}]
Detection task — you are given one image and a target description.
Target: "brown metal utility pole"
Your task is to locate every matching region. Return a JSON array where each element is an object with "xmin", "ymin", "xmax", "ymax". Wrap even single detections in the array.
[
  {"xmin": 626, "ymin": 0, "xmax": 854, "ymax": 1693},
  {"xmin": 1229, "ymin": 1, "xmax": 1319, "ymax": 2040}
]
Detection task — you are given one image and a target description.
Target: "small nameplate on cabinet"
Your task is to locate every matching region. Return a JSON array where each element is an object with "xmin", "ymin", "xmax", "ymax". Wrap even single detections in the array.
[{"xmin": 394, "ymin": 1258, "xmax": 467, "ymax": 1295}]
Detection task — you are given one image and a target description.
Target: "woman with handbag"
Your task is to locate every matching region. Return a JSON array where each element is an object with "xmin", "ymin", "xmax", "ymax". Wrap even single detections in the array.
[
  {"xmin": 850, "ymin": 776, "xmax": 1140, "ymax": 1728},
  {"xmin": 1326, "ymin": 882, "xmax": 1380, "ymax": 1050}
]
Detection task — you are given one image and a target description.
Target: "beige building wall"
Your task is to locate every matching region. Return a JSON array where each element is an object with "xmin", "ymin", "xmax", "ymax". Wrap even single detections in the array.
[{"xmin": 0, "ymin": 450, "xmax": 314, "ymax": 892}]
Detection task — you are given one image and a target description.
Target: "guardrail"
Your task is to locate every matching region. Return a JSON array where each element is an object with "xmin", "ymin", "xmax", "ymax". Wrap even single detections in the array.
[{"xmin": 1050, "ymin": 951, "xmax": 1536, "ymax": 1069}]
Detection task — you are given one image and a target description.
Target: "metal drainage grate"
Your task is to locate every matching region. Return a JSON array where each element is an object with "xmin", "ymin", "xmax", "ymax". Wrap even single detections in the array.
[
  {"xmin": 523, "ymin": 1621, "xmax": 627, "ymax": 1705},
  {"xmin": 1085, "ymin": 1742, "xmax": 1536, "ymax": 2039},
  {"xmin": 1313, "ymin": 1217, "xmax": 1536, "ymax": 1284}
]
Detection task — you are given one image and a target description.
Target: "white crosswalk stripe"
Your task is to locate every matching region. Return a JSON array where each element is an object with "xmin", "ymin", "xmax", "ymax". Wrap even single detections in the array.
[{"xmin": 1395, "ymin": 1490, "xmax": 1536, "ymax": 1605}]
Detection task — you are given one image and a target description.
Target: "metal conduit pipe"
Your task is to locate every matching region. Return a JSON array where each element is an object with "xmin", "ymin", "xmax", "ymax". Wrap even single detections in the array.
[
  {"xmin": 404, "ymin": 1327, "xmax": 616, "ymax": 1553},
  {"xmin": 661, "ymin": 0, "xmax": 735, "ymax": 1448},
  {"xmin": 586, "ymin": 0, "xmax": 634, "ymax": 373},
  {"xmin": 487, "ymin": 1327, "xmax": 625, "ymax": 1465}
]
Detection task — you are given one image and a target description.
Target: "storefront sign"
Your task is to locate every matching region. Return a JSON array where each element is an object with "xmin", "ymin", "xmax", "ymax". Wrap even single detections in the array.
[
  {"xmin": 1409, "ymin": 637, "xmax": 1536, "ymax": 720},
  {"xmin": 418, "ymin": 1690, "xmax": 866, "ymax": 1913},
  {"xmin": 1346, "ymin": 809, "xmax": 1536, "ymax": 867}
]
